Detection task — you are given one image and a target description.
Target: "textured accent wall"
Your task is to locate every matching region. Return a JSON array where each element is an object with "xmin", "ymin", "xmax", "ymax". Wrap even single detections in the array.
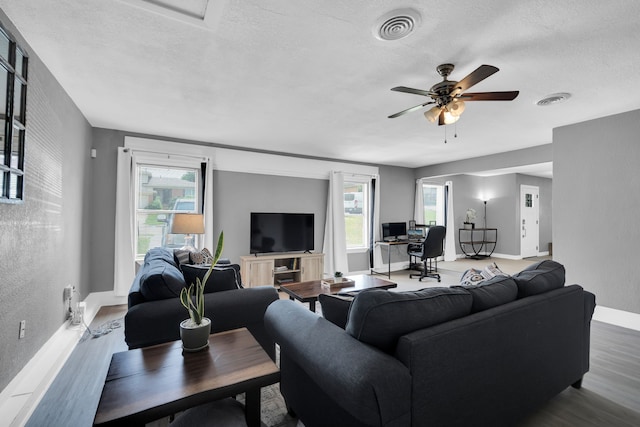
[
  {"xmin": 554, "ymin": 109, "xmax": 640, "ymax": 314},
  {"xmin": 0, "ymin": 11, "xmax": 92, "ymax": 391}
]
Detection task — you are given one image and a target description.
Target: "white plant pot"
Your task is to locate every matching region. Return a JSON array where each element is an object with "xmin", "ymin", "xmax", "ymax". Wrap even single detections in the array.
[
  {"xmin": 180, "ymin": 317, "xmax": 211, "ymax": 352},
  {"xmin": 334, "ymin": 277, "xmax": 343, "ymax": 283}
]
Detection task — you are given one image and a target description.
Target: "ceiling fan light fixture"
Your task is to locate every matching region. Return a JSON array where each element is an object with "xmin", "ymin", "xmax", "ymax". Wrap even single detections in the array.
[
  {"xmin": 447, "ymin": 99, "xmax": 466, "ymax": 117},
  {"xmin": 442, "ymin": 111, "xmax": 460, "ymax": 125},
  {"xmin": 424, "ymin": 106, "xmax": 441, "ymax": 123}
]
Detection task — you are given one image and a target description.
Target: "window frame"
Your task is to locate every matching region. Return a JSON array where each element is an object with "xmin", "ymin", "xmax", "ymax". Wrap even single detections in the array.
[
  {"xmin": 133, "ymin": 156, "xmax": 203, "ymax": 260},
  {"xmin": 0, "ymin": 24, "xmax": 27, "ymax": 204},
  {"xmin": 421, "ymin": 183, "xmax": 445, "ymax": 226},
  {"xmin": 344, "ymin": 177, "xmax": 370, "ymax": 253}
]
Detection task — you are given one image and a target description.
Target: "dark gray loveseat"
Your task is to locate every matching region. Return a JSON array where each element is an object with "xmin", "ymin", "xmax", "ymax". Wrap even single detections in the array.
[
  {"xmin": 124, "ymin": 247, "xmax": 279, "ymax": 358},
  {"xmin": 265, "ymin": 260, "xmax": 596, "ymax": 426}
]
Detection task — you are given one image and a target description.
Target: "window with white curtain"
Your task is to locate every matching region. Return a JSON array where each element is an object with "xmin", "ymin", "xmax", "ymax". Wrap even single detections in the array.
[
  {"xmin": 344, "ymin": 179, "xmax": 369, "ymax": 250},
  {"xmin": 422, "ymin": 183, "xmax": 445, "ymax": 225},
  {"xmin": 134, "ymin": 161, "xmax": 201, "ymax": 259}
]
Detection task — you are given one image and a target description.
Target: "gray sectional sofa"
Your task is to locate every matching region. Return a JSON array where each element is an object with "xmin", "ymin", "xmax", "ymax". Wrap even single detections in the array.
[
  {"xmin": 124, "ymin": 247, "xmax": 279, "ymax": 358},
  {"xmin": 265, "ymin": 260, "xmax": 596, "ymax": 427}
]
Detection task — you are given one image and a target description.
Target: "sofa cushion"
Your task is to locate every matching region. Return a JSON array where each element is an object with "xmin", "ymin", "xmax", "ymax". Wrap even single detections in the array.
[
  {"xmin": 346, "ymin": 288, "xmax": 472, "ymax": 353},
  {"xmin": 182, "ymin": 264, "xmax": 242, "ymax": 293},
  {"xmin": 138, "ymin": 259, "xmax": 186, "ymax": 301},
  {"xmin": 453, "ymin": 275, "xmax": 518, "ymax": 313},
  {"xmin": 318, "ymin": 293, "xmax": 355, "ymax": 329},
  {"xmin": 145, "ymin": 247, "xmax": 179, "ymax": 268},
  {"xmin": 513, "ymin": 260, "xmax": 565, "ymax": 298}
]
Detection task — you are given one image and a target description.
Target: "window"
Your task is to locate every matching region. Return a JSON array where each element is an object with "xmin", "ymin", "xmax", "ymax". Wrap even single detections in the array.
[
  {"xmin": 135, "ymin": 164, "xmax": 201, "ymax": 258},
  {"xmin": 0, "ymin": 25, "xmax": 28, "ymax": 203},
  {"xmin": 421, "ymin": 184, "xmax": 445, "ymax": 225},
  {"xmin": 344, "ymin": 180, "xmax": 369, "ymax": 250}
]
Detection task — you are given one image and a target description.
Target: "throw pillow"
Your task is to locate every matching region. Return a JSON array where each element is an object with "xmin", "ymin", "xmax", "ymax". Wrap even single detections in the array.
[
  {"xmin": 453, "ymin": 275, "xmax": 518, "ymax": 313},
  {"xmin": 459, "ymin": 262, "xmax": 507, "ymax": 286},
  {"xmin": 182, "ymin": 264, "xmax": 242, "ymax": 293},
  {"xmin": 173, "ymin": 249, "xmax": 192, "ymax": 267},
  {"xmin": 512, "ymin": 260, "xmax": 565, "ymax": 298},
  {"xmin": 138, "ymin": 260, "xmax": 186, "ymax": 301},
  {"xmin": 346, "ymin": 288, "xmax": 472, "ymax": 353}
]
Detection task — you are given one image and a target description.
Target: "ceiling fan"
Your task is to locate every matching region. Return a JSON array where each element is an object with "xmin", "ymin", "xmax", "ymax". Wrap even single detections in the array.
[{"xmin": 388, "ymin": 63, "xmax": 519, "ymax": 125}]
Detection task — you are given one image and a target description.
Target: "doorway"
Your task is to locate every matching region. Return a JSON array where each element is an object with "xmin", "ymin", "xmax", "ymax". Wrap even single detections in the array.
[{"xmin": 520, "ymin": 185, "xmax": 539, "ymax": 258}]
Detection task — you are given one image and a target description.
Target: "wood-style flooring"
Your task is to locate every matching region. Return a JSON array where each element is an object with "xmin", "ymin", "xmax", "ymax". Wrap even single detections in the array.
[{"xmin": 27, "ymin": 299, "xmax": 640, "ymax": 426}]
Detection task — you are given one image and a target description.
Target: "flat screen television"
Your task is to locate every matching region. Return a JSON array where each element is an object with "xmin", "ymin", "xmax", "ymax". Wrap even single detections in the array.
[
  {"xmin": 250, "ymin": 212, "xmax": 314, "ymax": 254},
  {"xmin": 382, "ymin": 222, "xmax": 407, "ymax": 240}
]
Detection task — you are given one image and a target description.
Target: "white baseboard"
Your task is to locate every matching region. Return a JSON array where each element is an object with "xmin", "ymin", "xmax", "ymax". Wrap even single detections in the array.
[
  {"xmin": 593, "ymin": 306, "xmax": 640, "ymax": 332},
  {"xmin": 0, "ymin": 291, "xmax": 127, "ymax": 427}
]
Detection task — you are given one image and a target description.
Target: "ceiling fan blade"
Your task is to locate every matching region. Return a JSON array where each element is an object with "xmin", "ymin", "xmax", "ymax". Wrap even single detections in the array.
[
  {"xmin": 390, "ymin": 86, "xmax": 434, "ymax": 97},
  {"xmin": 459, "ymin": 91, "xmax": 519, "ymax": 101},
  {"xmin": 388, "ymin": 101, "xmax": 435, "ymax": 118},
  {"xmin": 451, "ymin": 65, "xmax": 499, "ymax": 95}
]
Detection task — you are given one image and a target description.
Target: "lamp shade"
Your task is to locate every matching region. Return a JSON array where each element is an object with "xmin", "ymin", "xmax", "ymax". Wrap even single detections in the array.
[
  {"xmin": 442, "ymin": 111, "xmax": 460, "ymax": 125},
  {"xmin": 424, "ymin": 106, "xmax": 441, "ymax": 123},
  {"xmin": 447, "ymin": 99, "xmax": 465, "ymax": 117},
  {"xmin": 171, "ymin": 213, "xmax": 205, "ymax": 234}
]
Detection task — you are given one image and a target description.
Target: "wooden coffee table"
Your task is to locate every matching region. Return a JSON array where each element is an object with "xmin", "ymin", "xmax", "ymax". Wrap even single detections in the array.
[
  {"xmin": 93, "ymin": 328, "xmax": 279, "ymax": 427},
  {"xmin": 280, "ymin": 274, "xmax": 397, "ymax": 311}
]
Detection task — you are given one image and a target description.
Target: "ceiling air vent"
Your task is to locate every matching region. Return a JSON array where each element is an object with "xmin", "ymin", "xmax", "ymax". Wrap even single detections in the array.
[
  {"xmin": 374, "ymin": 8, "xmax": 421, "ymax": 41},
  {"xmin": 536, "ymin": 93, "xmax": 571, "ymax": 106}
]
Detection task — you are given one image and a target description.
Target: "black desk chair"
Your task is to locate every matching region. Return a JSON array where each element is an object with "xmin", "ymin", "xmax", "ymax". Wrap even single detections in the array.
[{"xmin": 409, "ymin": 225, "xmax": 446, "ymax": 282}]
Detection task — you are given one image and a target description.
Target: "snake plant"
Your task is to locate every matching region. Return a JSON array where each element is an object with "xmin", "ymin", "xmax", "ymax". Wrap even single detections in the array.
[{"xmin": 179, "ymin": 231, "xmax": 224, "ymax": 325}]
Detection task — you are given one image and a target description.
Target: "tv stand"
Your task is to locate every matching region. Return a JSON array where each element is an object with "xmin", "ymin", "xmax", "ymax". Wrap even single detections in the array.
[{"xmin": 240, "ymin": 252, "xmax": 324, "ymax": 288}]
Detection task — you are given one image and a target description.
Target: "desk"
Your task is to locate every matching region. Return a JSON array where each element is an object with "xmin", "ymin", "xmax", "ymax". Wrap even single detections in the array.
[
  {"xmin": 93, "ymin": 328, "xmax": 279, "ymax": 427},
  {"xmin": 459, "ymin": 228, "xmax": 497, "ymax": 259},
  {"xmin": 371, "ymin": 240, "xmax": 421, "ymax": 278}
]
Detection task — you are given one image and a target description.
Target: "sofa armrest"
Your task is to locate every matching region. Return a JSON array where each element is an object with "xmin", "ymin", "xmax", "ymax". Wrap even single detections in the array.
[
  {"xmin": 125, "ymin": 286, "xmax": 279, "ymax": 358},
  {"xmin": 265, "ymin": 300, "xmax": 411, "ymax": 426}
]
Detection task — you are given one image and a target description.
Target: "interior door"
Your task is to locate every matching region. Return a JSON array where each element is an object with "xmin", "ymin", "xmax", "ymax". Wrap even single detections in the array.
[{"xmin": 520, "ymin": 185, "xmax": 539, "ymax": 258}]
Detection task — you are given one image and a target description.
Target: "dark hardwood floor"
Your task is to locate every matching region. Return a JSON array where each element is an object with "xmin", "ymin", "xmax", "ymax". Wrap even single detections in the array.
[{"xmin": 26, "ymin": 306, "xmax": 640, "ymax": 427}]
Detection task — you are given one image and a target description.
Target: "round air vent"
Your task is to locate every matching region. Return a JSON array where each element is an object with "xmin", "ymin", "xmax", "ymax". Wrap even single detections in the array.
[
  {"xmin": 536, "ymin": 93, "xmax": 572, "ymax": 106},
  {"xmin": 374, "ymin": 8, "xmax": 421, "ymax": 41}
]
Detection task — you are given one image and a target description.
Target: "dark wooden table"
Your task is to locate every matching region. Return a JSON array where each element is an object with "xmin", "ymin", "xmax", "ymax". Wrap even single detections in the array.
[
  {"xmin": 93, "ymin": 328, "xmax": 280, "ymax": 427},
  {"xmin": 280, "ymin": 274, "xmax": 397, "ymax": 311}
]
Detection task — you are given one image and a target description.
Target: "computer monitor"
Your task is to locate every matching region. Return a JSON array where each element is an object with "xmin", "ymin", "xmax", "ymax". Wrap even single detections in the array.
[{"xmin": 382, "ymin": 222, "xmax": 407, "ymax": 240}]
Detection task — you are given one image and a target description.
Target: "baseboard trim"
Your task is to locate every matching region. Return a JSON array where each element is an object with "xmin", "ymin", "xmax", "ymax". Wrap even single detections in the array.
[
  {"xmin": 593, "ymin": 306, "xmax": 640, "ymax": 332},
  {"xmin": 0, "ymin": 291, "xmax": 127, "ymax": 427}
]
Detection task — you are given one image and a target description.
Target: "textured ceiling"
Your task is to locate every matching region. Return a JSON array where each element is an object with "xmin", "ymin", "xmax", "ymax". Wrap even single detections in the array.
[{"xmin": 1, "ymin": 0, "xmax": 639, "ymax": 173}]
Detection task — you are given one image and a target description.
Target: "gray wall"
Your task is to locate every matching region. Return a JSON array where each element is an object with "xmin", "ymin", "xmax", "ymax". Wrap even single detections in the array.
[
  {"xmin": 0, "ymin": 11, "xmax": 93, "ymax": 391},
  {"xmin": 414, "ymin": 173, "xmax": 552, "ymax": 257},
  {"xmin": 88, "ymin": 129, "xmax": 415, "ymax": 290},
  {"xmin": 554, "ymin": 109, "xmax": 640, "ymax": 314}
]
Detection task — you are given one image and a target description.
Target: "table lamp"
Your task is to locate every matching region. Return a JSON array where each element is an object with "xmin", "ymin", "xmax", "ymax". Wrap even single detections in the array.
[{"xmin": 171, "ymin": 213, "xmax": 204, "ymax": 251}]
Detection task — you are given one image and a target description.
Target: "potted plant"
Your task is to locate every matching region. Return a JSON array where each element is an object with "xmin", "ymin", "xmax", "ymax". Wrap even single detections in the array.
[
  {"xmin": 464, "ymin": 208, "xmax": 476, "ymax": 229},
  {"xmin": 179, "ymin": 231, "xmax": 224, "ymax": 352},
  {"xmin": 334, "ymin": 271, "xmax": 343, "ymax": 283}
]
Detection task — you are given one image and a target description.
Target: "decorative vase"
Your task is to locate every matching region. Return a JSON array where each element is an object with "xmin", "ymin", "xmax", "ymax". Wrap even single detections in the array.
[
  {"xmin": 180, "ymin": 317, "xmax": 211, "ymax": 352},
  {"xmin": 464, "ymin": 222, "xmax": 472, "ymax": 230}
]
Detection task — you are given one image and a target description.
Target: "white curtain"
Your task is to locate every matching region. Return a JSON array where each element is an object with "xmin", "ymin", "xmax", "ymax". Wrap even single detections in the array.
[
  {"xmin": 414, "ymin": 178, "xmax": 425, "ymax": 224},
  {"xmin": 114, "ymin": 148, "xmax": 135, "ymax": 296},
  {"xmin": 444, "ymin": 180, "xmax": 456, "ymax": 261},
  {"xmin": 201, "ymin": 159, "xmax": 214, "ymax": 250},
  {"xmin": 371, "ymin": 174, "xmax": 384, "ymax": 269},
  {"xmin": 323, "ymin": 171, "xmax": 349, "ymax": 276}
]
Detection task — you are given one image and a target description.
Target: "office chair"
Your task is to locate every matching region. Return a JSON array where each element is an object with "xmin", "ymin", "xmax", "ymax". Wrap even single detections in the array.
[{"xmin": 409, "ymin": 225, "xmax": 446, "ymax": 282}]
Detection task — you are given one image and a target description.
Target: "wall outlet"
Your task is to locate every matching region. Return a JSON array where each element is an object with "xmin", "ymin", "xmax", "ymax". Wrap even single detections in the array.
[
  {"xmin": 19, "ymin": 320, "xmax": 26, "ymax": 339},
  {"xmin": 63, "ymin": 285, "xmax": 73, "ymax": 301}
]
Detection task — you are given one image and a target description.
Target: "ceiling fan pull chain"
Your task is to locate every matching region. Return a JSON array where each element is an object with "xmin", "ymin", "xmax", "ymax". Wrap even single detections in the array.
[
  {"xmin": 454, "ymin": 122, "xmax": 458, "ymax": 138},
  {"xmin": 444, "ymin": 125, "xmax": 447, "ymax": 144}
]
